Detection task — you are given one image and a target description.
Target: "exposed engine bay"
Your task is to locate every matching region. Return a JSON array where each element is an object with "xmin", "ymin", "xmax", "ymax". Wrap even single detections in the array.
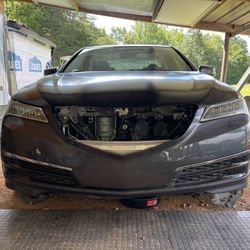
[{"xmin": 54, "ymin": 105, "xmax": 197, "ymax": 141}]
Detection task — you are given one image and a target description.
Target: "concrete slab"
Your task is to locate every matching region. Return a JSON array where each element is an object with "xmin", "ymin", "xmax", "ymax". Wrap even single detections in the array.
[{"xmin": 0, "ymin": 210, "xmax": 249, "ymax": 250}]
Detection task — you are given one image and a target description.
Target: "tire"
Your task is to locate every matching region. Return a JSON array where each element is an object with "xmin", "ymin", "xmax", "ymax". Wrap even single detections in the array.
[
  {"xmin": 211, "ymin": 190, "xmax": 242, "ymax": 208},
  {"xmin": 121, "ymin": 197, "xmax": 159, "ymax": 209}
]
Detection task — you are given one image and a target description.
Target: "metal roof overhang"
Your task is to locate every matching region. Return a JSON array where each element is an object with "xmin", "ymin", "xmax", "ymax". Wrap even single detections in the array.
[{"xmin": 17, "ymin": 0, "xmax": 250, "ymax": 36}]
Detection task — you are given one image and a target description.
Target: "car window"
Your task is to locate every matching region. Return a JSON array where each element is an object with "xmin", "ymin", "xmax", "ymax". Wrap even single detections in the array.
[{"xmin": 63, "ymin": 47, "xmax": 193, "ymax": 72}]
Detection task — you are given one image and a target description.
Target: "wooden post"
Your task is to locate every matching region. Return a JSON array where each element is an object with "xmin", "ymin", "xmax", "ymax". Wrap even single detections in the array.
[
  {"xmin": 220, "ymin": 32, "xmax": 231, "ymax": 82},
  {"xmin": 0, "ymin": 0, "xmax": 2, "ymax": 13},
  {"xmin": 0, "ymin": 0, "xmax": 6, "ymax": 101}
]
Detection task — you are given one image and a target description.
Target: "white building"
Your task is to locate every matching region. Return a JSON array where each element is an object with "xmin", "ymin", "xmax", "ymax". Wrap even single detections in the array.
[{"xmin": 1, "ymin": 20, "xmax": 56, "ymax": 105}]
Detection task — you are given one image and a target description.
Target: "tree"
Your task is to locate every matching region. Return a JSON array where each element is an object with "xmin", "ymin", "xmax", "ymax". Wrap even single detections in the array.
[
  {"xmin": 110, "ymin": 27, "xmax": 127, "ymax": 44},
  {"xmin": 202, "ymin": 34, "xmax": 223, "ymax": 79},
  {"xmin": 6, "ymin": 2, "xmax": 249, "ymax": 84},
  {"xmin": 111, "ymin": 21, "xmax": 249, "ymax": 84},
  {"xmin": 228, "ymin": 37, "xmax": 249, "ymax": 84},
  {"xmin": 111, "ymin": 22, "xmax": 170, "ymax": 45},
  {"xmin": 5, "ymin": 1, "xmax": 115, "ymax": 64}
]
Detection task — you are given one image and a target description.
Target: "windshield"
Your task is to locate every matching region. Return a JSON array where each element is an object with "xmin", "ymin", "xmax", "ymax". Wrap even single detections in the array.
[{"xmin": 63, "ymin": 46, "xmax": 193, "ymax": 72}]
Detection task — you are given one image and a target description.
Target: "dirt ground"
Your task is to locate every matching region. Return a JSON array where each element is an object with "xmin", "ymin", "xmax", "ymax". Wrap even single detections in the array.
[{"xmin": 0, "ymin": 167, "xmax": 249, "ymax": 211}]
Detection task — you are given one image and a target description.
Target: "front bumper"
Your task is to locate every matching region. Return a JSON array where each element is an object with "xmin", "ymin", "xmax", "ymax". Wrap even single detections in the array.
[
  {"xmin": 1, "ymin": 108, "xmax": 250, "ymax": 198},
  {"xmin": 2, "ymin": 150, "xmax": 249, "ymax": 198}
]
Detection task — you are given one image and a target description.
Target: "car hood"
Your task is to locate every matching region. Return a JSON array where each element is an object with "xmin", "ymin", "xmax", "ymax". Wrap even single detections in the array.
[{"xmin": 13, "ymin": 71, "xmax": 237, "ymax": 107}]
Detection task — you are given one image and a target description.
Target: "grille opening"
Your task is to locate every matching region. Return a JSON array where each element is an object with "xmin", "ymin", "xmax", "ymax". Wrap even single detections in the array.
[
  {"xmin": 54, "ymin": 105, "xmax": 197, "ymax": 142},
  {"xmin": 173, "ymin": 156, "xmax": 248, "ymax": 187}
]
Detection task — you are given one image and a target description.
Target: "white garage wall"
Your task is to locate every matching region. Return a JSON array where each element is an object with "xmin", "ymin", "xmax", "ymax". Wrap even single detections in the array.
[{"xmin": 8, "ymin": 29, "xmax": 52, "ymax": 90}]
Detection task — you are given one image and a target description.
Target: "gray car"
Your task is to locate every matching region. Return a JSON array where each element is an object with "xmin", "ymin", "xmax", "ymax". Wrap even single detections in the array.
[{"xmin": 1, "ymin": 45, "xmax": 249, "ymax": 207}]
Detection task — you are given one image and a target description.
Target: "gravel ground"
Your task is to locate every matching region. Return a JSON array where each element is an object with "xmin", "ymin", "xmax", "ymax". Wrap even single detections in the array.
[{"xmin": 0, "ymin": 167, "xmax": 249, "ymax": 211}]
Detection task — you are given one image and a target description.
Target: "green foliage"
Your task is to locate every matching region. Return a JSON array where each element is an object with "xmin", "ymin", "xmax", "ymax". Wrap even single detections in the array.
[
  {"xmin": 5, "ymin": 2, "xmax": 249, "ymax": 84},
  {"xmin": 228, "ymin": 37, "xmax": 249, "ymax": 84},
  {"xmin": 130, "ymin": 22, "xmax": 170, "ymax": 45},
  {"xmin": 110, "ymin": 27, "xmax": 127, "ymax": 44},
  {"xmin": 5, "ymin": 1, "xmax": 115, "ymax": 64},
  {"xmin": 111, "ymin": 22, "xmax": 249, "ymax": 84}
]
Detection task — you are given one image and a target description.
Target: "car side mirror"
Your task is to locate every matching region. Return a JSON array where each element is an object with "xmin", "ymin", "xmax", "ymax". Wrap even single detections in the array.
[
  {"xmin": 44, "ymin": 67, "xmax": 58, "ymax": 76},
  {"xmin": 199, "ymin": 65, "xmax": 216, "ymax": 77}
]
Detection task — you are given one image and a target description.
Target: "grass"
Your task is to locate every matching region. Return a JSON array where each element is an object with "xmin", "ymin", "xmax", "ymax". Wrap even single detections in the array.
[{"xmin": 232, "ymin": 83, "xmax": 250, "ymax": 97}]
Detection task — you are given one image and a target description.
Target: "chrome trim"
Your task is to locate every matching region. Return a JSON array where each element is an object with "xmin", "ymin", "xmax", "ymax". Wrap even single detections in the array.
[
  {"xmin": 222, "ymin": 173, "xmax": 246, "ymax": 179},
  {"xmin": 2, "ymin": 151, "xmax": 72, "ymax": 171},
  {"xmin": 231, "ymin": 161, "xmax": 249, "ymax": 168},
  {"xmin": 176, "ymin": 150, "xmax": 250, "ymax": 172}
]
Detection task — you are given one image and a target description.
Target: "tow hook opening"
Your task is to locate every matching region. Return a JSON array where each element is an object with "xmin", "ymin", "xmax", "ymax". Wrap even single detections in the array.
[{"xmin": 121, "ymin": 197, "xmax": 159, "ymax": 209}]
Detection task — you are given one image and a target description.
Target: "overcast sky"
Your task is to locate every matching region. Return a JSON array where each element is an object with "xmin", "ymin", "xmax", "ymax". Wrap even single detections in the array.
[{"xmin": 93, "ymin": 15, "xmax": 250, "ymax": 53}]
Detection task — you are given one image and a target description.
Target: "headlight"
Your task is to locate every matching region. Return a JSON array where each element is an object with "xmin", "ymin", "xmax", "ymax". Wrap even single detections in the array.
[
  {"xmin": 201, "ymin": 98, "xmax": 249, "ymax": 122},
  {"xmin": 7, "ymin": 100, "xmax": 48, "ymax": 123}
]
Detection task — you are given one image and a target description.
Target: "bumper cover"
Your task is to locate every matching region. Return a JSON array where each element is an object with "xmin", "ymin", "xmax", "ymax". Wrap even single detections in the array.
[
  {"xmin": 2, "ymin": 150, "xmax": 249, "ymax": 198},
  {"xmin": 1, "ymin": 110, "xmax": 250, "ymax": 198}
]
